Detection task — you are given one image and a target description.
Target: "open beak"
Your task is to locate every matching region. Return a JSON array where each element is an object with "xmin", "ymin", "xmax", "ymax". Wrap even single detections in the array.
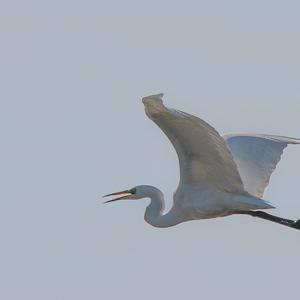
[{"xmin": 103, "ymin": 190, "xmax": 133, "ymax": 203}]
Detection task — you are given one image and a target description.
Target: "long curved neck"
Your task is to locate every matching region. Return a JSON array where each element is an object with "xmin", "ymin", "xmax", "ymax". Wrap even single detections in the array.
[{"xmin": 144, "ymin": 188, "xmax": 184, "ymax": 228}]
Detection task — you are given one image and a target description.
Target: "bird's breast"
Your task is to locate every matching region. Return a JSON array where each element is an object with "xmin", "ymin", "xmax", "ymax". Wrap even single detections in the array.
[{"xmin": 174, "ymin": 185, "xmax": 234, "ymax": 219}]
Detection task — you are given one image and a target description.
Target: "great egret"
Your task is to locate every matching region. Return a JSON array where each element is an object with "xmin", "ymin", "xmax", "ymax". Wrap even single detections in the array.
[{"xmin": 104, "ymin": 93, "xmax": 300, "ymax": 230}]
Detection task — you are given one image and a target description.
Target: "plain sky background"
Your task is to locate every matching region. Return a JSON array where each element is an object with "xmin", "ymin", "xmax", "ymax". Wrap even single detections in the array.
[{"xmin": 1, "ymin": 0, "xmax": 300, "ymax": 299}]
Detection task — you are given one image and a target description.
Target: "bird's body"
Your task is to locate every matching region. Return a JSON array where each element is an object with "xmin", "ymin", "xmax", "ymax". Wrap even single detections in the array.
[
  {"xmin": 104, "ymin": 94, "xmax": 300, "ymax": 230},
  {"xmin": 174, "ymin": 184, "xmax": 271, "ymax": 219},
  {"xmin": 134, "ymin": 181, "xmax": 275, "ymax": 228}
]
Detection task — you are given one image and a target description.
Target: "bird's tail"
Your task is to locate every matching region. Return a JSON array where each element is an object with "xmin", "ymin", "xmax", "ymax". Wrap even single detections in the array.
[{"xmin": 233, "ymin": 194, "xmax": 275, "ymax": 211}]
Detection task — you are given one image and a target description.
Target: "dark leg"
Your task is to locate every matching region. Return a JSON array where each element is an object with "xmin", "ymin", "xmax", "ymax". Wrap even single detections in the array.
[{"xmin": 233, "ymin": 210, "xmax": 300, "ymax": 230}]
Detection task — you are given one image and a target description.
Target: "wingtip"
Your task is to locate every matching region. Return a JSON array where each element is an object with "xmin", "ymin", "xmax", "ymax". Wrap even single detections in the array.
[
  {"xmin": 142, "ymin": 93, "xmax": 164, "ymax": 104},
  {"xmin": 142, "ymin": 93, "xmax": 165, "ymax": 114}
]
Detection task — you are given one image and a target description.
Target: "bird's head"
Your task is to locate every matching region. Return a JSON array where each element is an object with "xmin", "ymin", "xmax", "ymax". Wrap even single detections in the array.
[{"xmin": 103, "ymin": 185, "xmax": 161, "ymax": 203}]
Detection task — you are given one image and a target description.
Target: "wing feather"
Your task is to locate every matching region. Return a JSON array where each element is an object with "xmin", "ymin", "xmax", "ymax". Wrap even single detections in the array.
[
  {"xmin": 224, "ymin": 134, "xmax": 300, "ymax": 198},
  {"xmin": 142, "ymin": 94, "xmax": 245, "ymax": 194}
]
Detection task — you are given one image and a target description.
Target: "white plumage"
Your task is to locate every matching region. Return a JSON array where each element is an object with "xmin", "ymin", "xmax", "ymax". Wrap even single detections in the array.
[
  {"xmin": 104, "ymin": 94, "xmax": 300, "ymax": 229},
  {"xmin": 224, "ymin": 134, "xmax": 300, "ymax": 198}
]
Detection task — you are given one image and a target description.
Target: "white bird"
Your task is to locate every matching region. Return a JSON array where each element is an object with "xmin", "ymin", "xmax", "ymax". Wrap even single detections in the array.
[{"xmin": 104, "ymin": 94, "xmax": 300, "ymax": 230}]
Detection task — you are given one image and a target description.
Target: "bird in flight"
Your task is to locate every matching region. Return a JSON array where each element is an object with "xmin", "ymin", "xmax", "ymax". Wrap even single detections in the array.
[{"xmin": 104, "ymin": 94, "xmax": 300, "ymax": 230}]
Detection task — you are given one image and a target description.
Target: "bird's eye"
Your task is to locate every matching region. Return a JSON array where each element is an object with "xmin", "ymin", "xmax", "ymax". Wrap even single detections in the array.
[{"xmin": 130, "ymin": 188, "xmax": 136, "ymax": 194}]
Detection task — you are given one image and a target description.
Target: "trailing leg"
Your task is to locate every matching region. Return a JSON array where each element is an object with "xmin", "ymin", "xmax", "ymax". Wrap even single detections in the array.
[{"xmin": 233, "ymin": 210, "xmax": 300, "ymax": 230}]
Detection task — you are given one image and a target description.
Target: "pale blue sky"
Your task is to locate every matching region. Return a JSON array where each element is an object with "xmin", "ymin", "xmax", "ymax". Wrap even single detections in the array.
[{"xmin": 1, "ymin": 0, "xmax": 300, "ymax": 299}]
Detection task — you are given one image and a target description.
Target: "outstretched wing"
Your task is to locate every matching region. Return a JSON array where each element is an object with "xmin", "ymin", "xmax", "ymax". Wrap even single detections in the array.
[
  {"xmin": 223, "ymin": 134, "xmax": 300, "ymax": 198},
  {"xmin": 142, "ymin": 94, "xmax": 245, "ymax": 194}
]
